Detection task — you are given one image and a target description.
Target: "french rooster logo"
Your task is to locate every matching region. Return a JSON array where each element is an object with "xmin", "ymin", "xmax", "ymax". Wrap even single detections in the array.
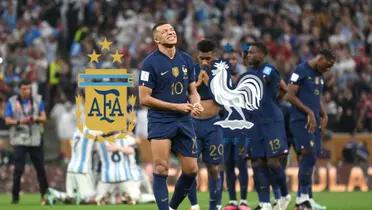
[{"xmin": 210, "ymin": 61, "xmax": 263, "ymax": 129}]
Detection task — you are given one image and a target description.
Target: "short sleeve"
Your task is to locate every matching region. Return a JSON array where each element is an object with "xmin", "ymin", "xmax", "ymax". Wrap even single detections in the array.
[
  {"xmin": 186, "ymin": 56, "xmax": 196, "ymax": 83},
  {"xmin": 139, "ymin": 59, "xmax": 156, "ymax": 89},
  {"xmin": 4, "ymin": 100, "xmax": 13, "ymax": 117},
  {"xmin": 38, "ymin": 101, "xmax": 45, "ymax": 112},
  {"xmin": 262, "ymin": 65, "xmax": 279, "ymax": 82},
  {"xmin": 189, "ymin": 64, "xmax": 197, "ymax": 83},
  {"xmin": 289, "ymin": 66, "xmax": 306, "ymax": 85}
]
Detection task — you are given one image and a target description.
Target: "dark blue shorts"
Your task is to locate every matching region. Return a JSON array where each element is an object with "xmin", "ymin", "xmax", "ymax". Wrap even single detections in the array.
[
  {"xmin": 249, "ymin": 121, "xmax": 288, "ymax": 158},
  {"xmin": 290, "ymin": 120, "xmax": 321, "ymax": 156},
  {"xmin": 148, "ymin": 119, "xmax": 198, "ymax": 157},
  {"xmin": 223, "ymin": 133, "xmax": 249, "ymax": 164},
  {"xmin": 193, "ymin": 117, "xmax": 224, "ymax": 164}
]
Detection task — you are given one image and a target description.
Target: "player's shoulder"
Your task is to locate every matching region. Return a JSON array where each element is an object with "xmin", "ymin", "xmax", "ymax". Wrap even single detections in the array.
[
  {"xmin": 142, "ymin": 51, "xmax": 159, "ymax": 64},
  {"xmin": 294, "ymin": 62, "xmax": 310, "ymax": 72},
  {"xmin": 177, "ymin": 48, "xmax": 193, "ymax": 60},
  {"xmin": 262, "ymin": 63, "xmax": 279, "ymax": 75}
]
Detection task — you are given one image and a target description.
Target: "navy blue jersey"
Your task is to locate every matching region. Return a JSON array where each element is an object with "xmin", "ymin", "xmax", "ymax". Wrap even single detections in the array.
[
  {"xmin": 139, "ymin": 49, "xmax": 196, "ymax": 122},
  {"xmin": 289, "ymin": 62, "xmax": 324, "ymax": 122},
  {"xmin": 245, "ymin": 63, "xmax": 284, "ymax": 123},
  {"xmin": 194, "ymin": 64, "xmax": 214, "ymax": 100}
]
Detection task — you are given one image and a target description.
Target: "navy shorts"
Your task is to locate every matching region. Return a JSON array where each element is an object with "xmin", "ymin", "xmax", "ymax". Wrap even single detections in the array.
[
  {"xmin": 249, "ymin": 121, "xmax": 288, "ymax": 158},
  {"xmin": 193, "ymin": 117, "xmax": 224, "ymax": 164},
  {"xmin": 223, "ymin": 133, "xmax": 249, "ymax": 164},
  {"xmin": 290, "ymin": 120, "xmax": 321, "ymax": 156},
  {"xmin": 148, "ymin": 119, "xmax": 198, "ymax": 158}
]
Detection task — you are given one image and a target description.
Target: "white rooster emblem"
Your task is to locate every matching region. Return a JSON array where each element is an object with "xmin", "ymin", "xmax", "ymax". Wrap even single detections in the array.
[{"xmin": 210, "ymin": 61, "xmax": 263, "ymax": 129}]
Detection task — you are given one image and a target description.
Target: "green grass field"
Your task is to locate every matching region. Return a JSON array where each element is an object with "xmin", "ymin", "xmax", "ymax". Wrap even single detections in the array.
[{"xmin": 1, "ymin": 192, "xmax": 372, "ymax": 210}]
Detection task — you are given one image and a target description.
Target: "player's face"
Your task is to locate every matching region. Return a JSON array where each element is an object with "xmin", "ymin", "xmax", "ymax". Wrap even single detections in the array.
[
  {"xmin": 228, "ymin": 52, "xmax": 238, "ymax": 68},
  {"xmin": 19, "ymin": 84, "xmax": 31, "ymax": 99},
  {"xmin": 154, "ymin": 24, "xmax": 177, "ymax": 46},
  {"xmin": 317, "ymin": 56, "xmax": 335, "ymax": 73},
  {"xmin": 197, "ymin": 51, "xmax": 215, "ymax": 69},
  {"xmin": 247, "ymin": 46, "xmax": 263, "ymax": 66}
]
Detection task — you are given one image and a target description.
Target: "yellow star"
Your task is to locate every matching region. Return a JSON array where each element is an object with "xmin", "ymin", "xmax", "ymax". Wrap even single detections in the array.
[
  {"xmin": 98, "ymin": 38, "xmax": 112, "ymax": 51},
  {"xmin": 87, "ymin": 50, "xmax": 101, "ymax": 63},
  {"xmin": 111, "ymin": 50, "xmax": 124, "ymax": 63}
]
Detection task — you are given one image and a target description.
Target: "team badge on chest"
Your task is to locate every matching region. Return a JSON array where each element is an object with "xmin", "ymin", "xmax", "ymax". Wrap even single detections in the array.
[
  {"xmin": 182, "ymin": 65, "xmax": 188, "ymax": 79},
  {"xmin": 172, "ymin": 67, "xmax": 179, "ymax": 77}
]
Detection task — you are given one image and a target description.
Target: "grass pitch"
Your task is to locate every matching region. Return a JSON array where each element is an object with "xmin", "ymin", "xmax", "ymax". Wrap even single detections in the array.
[{"xmin": 1, "ymin": 192, "xmax": 372, "ymax": 210}]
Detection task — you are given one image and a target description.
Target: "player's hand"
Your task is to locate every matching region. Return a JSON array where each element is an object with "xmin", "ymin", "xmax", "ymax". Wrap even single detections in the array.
[
  {"xmin": 121, "ymin": 146, "xmax": 134, "ymax": 154},
  {"xmin": 306, "ymin": 111, "xmax": 317, "ymax": 133},
  {"xmin": 19, "ymin": 117, "xmax": 32, "ymax": 124},
  {"xmin": 191, "ymin": 102, "xmax": 204, "ymax": 116},
  {"xmin": 174, "ymin": 103, "xmax": 193, "ymax": 113},
  {"xmin": 320, "ymin": 114, "xmax": 328, "ymax": 131},
  {"xmin": 106, "ymin": 142, "xmax": 120, "ymax": 152}
]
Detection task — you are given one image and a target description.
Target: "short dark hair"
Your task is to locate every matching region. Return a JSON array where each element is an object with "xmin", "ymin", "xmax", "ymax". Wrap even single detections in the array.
[
  {"xmin": 250, "ymin": 42, "xmax": 268, "ymax": 55},
  {"xmin": 319, "ymin": 49, "xmax": 336, "ymax": 61},
  {"xmin": 197, "ymin": 39, "xmax": 216, "ymax": 53},
  {"xmin": 18, "ymin": 80, "xmax": 31, "ymax": 88},
  {"xmin": 152, "ymin": 22, "xmax": 169, "ymax": 35}
]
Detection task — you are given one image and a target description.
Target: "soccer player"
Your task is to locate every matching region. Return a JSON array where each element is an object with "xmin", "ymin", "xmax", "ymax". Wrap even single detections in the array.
[
  {"xmin": 221, "ymin": 48, "xmax": 251, "ymax": 210},
  {"xmin": 244, "ymin": 42, "xmax": 290, "ymax": 210},
  {"xmin": 47, "ymin": 95, "xmax": 99, "ymax": 205},
  {"xmin": 138, "ymin": 22, "xmax": 203, "ymax": 210},
  {"xmin": 186, "ymin": 39, "xmax": 224, "ymax": 210},
  {"xmin": 286, "ymin": 49, "xmax": 336, "ymax": 210},
  {"xmin": 95, "ymin": 135, "xmax": 141, "ymax": 205}
]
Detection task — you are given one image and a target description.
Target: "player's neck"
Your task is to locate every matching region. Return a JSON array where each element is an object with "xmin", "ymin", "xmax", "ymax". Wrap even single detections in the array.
[
  {"xmin": 307, "ymin": 59, "xmax": 319, "ymax": 72},
  {"xmin": 158, "ymin": 45, "xmax": 176, "ymax": 59}
]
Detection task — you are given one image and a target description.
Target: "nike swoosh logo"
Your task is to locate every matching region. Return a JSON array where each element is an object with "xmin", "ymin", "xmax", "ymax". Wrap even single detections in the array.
[
  {"xmin": 160, "ymin": 198, "xmax": 168, "ymax": 202},
  {"xmin": 161, "ymin": 71, "xmax": 168, "ymax": 76}
]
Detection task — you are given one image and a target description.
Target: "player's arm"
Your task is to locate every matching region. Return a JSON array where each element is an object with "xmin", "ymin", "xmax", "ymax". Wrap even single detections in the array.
[
  {"xmin": 188, "ymin": 81, "xmax": 204, "ymax": 115},
  {"xmin": 278, "ymin": 79, "xmax": 288, "ymax": 101},
  {"xmin": 139, "ymin": 86, "xmax": 193, "ymax": 113},
  {"xmin": 285, "ymin": 83, "xmax": 317, "ymax": 133},
  {"xmin": 4, "ymin": 100, "xmax": 23, "ymax": 125},
  {"xmin": 320, "ymin": 97, "xmax": 328, "ymax": 131}
]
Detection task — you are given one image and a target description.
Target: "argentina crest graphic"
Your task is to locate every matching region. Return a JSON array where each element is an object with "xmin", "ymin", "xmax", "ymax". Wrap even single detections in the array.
[{"xmin": 77, "ymin": 38, "xmax": 136, "ymax": 142}]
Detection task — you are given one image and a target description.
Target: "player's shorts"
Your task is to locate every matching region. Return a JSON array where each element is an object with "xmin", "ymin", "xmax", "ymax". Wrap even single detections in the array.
[
  {"xmin": 290, "ymin": 120, "xmax": 321, "ymax": 156},
  {"xmin": 66, "ymin": 172, "xmax": 96, "ymax": 198},
  {"xmin": 148, "ymin": 118, "xmax": 197, "ymax": 158},
  {"xmin": 95, "ymin": 181, "xmax": 117, "ymax": 202},
  {"xmin": 193, "ymin": 116, "xmax": 224, "ymax": 164},
  {"xmin": 223, "ymin": 133, "xmax": 249, "ymax": 164},
  {"xmin": 249, "ymin": 121, "xmax": 288, "ymax": 158}
]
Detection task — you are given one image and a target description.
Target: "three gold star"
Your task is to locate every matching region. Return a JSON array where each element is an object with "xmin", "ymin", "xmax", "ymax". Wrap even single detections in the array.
[
  {"xmin": 88, "ymin": 50, "xmax": 101, "ymax": 63},
  {"xmin": 99, "ymin": 38, "xmax": 112, "ymax": 51},
  {"xmin": 111, "ymin": 50, "xmax": 124, "ymax": 63},
  {"xmin": 88, "ymin": 38, "xmax": 123, "ymax": 63}
]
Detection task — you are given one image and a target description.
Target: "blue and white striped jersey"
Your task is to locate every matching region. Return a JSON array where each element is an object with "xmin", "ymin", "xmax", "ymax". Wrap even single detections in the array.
[
  {"xmin": 67, "ymin": 126, "xmax": 95, "ymax": 174},
  {"xmin": 97, "ymin": 135, "xmax": 140, "ymax": 183}
]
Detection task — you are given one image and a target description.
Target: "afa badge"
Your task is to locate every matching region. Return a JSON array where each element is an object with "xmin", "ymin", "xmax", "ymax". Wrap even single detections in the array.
[{"xmin": 77, "ymin": 38, "xmax": 136, "ymax": 142}]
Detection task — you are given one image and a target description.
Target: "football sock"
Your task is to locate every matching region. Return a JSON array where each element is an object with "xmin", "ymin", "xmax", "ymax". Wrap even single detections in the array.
[
  {"xmin": 169, "ymin": 173, "xmax": 196, "ymax": 209},
  {"xmin": 153, "ymin": 173, "xmax": 169, "ymax": 210}
]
